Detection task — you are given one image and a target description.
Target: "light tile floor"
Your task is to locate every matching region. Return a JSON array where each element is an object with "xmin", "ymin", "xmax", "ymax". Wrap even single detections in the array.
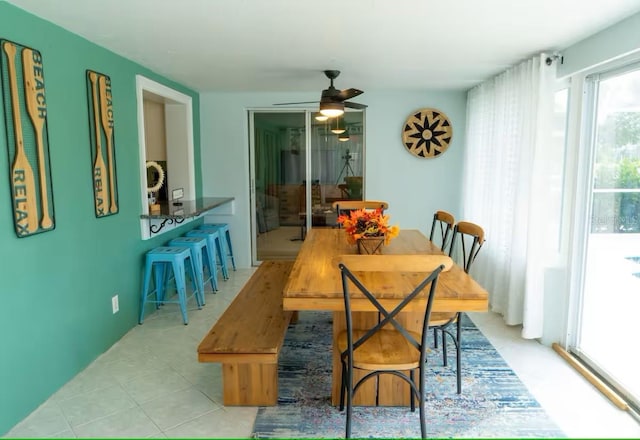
[{"xmin": 4, "ymin": 267, "xmax": 640, "ymax": 438}]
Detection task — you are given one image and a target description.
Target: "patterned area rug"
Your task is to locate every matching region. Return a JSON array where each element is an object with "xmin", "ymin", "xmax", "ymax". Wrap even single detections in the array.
[{"xmin": 252, "ymin": 311, "xmax": 564, "ymax": 438}]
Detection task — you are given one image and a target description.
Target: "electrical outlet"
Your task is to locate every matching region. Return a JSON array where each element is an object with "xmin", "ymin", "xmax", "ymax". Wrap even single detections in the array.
[{"xmin": 112, "ymin": 295, "xmax": 119, "ymax": 314}]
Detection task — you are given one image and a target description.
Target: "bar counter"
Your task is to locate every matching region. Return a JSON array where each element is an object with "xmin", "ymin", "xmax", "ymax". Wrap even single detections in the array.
[{"xmin": 140, "ymin": 196, "xmax": 234, "ymax": 220}]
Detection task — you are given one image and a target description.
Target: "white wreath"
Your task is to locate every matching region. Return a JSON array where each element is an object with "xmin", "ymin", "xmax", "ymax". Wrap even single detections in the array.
[{"xmin": 146, "ymin": 161, "xmax": 165, "ymax": 193}]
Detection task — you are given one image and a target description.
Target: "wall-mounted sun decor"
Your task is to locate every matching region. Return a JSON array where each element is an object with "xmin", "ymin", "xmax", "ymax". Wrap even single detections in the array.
[{"xmin": 401, "ymin": 108, "xmax": 453, "ymax": 158}]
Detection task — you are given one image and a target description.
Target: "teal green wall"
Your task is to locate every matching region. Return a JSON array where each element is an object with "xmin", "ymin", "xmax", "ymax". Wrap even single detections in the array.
[{"xmin": 0, "ymin": 3, "xmax": 202, "ymax": 434}]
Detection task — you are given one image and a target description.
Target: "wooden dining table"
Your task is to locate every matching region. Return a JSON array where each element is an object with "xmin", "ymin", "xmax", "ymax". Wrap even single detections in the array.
[{"xmin": 283, "ymin": 228, "xmax": 489, "ymax": 406}]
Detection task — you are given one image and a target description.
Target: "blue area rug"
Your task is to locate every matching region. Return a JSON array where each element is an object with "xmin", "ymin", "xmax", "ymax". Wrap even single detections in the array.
[{"xmin": 252, "ymin": 311, "xmax": 564, "ymax": 438}]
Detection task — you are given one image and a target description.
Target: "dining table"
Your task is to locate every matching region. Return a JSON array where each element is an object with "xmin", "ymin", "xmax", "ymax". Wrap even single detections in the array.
[{"xmin": 282, "ymin": 228, "xmax": 489, "ymax": 406}]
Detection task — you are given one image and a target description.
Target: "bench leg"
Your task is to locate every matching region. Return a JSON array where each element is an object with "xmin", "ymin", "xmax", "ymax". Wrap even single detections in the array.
[{"xmin": 222, "ymin": 363, "xmax": 278, "ymax": 406}]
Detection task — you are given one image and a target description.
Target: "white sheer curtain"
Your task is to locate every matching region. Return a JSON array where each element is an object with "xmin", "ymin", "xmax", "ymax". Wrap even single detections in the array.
[{"xmin": 462, "ymin": 54, "xmax": 557, "ymax": 338}]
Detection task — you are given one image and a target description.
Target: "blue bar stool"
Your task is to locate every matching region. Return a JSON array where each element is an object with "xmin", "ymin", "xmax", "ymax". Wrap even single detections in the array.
[
  {"xmin": 169, "ymin": 237, "xmax": 218, "ymax": 305},
  {"xmin": 186, "ymin": 229, "xmax": 229, "ymax": 280},
  {"xmin": 139, "ymin": 246, "xmax": 201, "ymax": 325},
  {"xmin": 199, "ymin": 223, "xmax": 236, "ymax": 271}
]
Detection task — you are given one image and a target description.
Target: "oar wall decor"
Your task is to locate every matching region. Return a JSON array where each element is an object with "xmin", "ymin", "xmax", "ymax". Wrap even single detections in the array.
[
  {"xmin": 86, "ymin": 70, "xmax": 118, "ymax": 217},
  {"xmin": 0, "ymin": 39, "xmax": 55, "ymax": 237}
]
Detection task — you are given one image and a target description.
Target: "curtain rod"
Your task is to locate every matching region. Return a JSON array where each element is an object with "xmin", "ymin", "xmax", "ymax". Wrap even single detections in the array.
[{"xmin": 545, "ymin": 53, "xmax": 564, "ymax": 66}]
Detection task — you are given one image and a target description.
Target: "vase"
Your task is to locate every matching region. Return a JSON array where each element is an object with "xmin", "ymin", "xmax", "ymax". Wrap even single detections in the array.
[{"xmin": 356, "ymin": 236, "xmax": 385, "ymax": 255}]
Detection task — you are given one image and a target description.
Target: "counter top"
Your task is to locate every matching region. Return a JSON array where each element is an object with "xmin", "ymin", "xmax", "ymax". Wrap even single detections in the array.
[{"xmin": 140, "ymin": 196, "xmax": 234, "ymax": 220}]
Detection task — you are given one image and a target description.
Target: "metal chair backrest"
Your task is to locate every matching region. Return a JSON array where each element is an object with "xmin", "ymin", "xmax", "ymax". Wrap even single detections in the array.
[
  {"xmin": 448, "ymin": 221, "xmax": 485, "ymax": 273},
  {"xmin": 332, "ymin": 200, "xmax": 389, "ymax": 225},
  {"xmin": 429, "ymin": 210, "xmax": 455, "ymax": 251},
  {"xmin": 336, "ymin": 254, "xmax": 451, "ymax": 363}
]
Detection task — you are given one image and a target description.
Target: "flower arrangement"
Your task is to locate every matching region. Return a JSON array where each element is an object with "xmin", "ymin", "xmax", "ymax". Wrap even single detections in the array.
[{"xmin": 337, "ymin": 208, "xmax": 399, "ymax": 245}]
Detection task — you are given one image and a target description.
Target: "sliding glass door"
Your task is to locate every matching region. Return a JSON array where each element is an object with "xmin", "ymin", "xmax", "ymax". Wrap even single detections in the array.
[
  {"xmin": 572, "ymin": 64, "xmax": 640, "ymax": 410},
  {"xmin": 250, "ymin": 110, "xmax": 364, "ymax": 264}
]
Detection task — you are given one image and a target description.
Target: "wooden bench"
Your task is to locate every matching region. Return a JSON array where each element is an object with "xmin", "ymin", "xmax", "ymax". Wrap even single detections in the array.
[{"xmin": 197, "ymin": 260, "xmax": 294, "ymax": 406}]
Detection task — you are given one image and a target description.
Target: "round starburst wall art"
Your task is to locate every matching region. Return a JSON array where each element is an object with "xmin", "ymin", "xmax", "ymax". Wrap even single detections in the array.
[{"xmin": 401, "ymin": 108, "xmax": 453, "ymax": 158}]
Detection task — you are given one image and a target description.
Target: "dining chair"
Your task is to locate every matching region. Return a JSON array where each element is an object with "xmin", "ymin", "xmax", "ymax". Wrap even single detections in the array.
[
  {"xmin": 429, "ymin": 220, "xmax": 485, "ymax": 394},
  {"xmin": 429, "ymin": 210, "xmax": 455, "ymax": 251},
  {"xmin": 332, "ymin": 200, "xmax": 389, "ymax": 225},
  {"xmin": 335, "ymin": 254, "xmax": 453, "ymax": 438},
  {"xmin": 428, "ymin": 210, "xmax": 455, "ymax": 353}
]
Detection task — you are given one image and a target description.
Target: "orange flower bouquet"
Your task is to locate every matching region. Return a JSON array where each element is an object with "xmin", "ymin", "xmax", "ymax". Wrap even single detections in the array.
[{"xmin": 337, "ymin": 208, "xmax": 399, "ymax": 245}]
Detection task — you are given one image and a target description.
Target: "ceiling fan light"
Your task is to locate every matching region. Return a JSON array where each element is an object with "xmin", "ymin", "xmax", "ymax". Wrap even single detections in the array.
[
  {"xmin": 319, "ymin": 101, "xmax": 344, "ymax": 117},
  {"xmin": 315, "ymin": 114, "xmax": 329, "ymax": 122},
  {"xmin": 338, "ymin": 130, "xmax": 350, "ymax": 142},
  {"xmin": 331, "ymin": 116, "xmax": 346, "ymax": 134}
]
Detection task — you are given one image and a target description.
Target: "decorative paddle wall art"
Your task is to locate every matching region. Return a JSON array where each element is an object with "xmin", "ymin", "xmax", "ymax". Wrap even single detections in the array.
[
  {"xmin": 0, "ymin": 39, "xmax": 55, "ymax": 237},
  {"xmin": 86, "ymin": 70, "xmax": 118, "ymax": 217}
]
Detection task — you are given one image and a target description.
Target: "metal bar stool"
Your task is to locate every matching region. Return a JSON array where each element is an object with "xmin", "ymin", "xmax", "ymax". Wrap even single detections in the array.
[
  {"xmin": 169, "ymin": 237, "xmax": 218, "ymax": 305},
  {"xmin": 199, "ymin": 223, "xmax": 236, "ymax": 271},
  {"xmin": 139, "ymin": 246, "xmax": 201, "ymax": 325},
  {"xmin": 186, "ymin": 228, "xmax": 229, "ymax": 280}
]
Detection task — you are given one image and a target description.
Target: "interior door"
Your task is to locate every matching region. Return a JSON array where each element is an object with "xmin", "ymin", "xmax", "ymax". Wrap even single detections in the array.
[
  {"xmin": 249, "ymin": 110, "xmax": 365, "ymax": 265},
  {"xmin": 308, "ymin": 112, "xmax": 365, "ymax": 237},
  {"xmin": 250, "ymin": 111, "xmax": 306, "ymax": 263}
]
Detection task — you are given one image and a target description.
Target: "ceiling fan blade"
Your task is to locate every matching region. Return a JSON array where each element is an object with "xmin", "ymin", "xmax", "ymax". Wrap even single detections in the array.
[
  {"xmin": 273, "ymin": 101, "xmax": 319, "ymax": 105},
  {"xmin": 338, "ymin": 88, "xmax": 363, "ymax": 101},
  {"xmin": 345, "ymin": 101, "xmax": 367, "ymax": 109},
  {"xmin": 274, "ymin": 71, "xmax": 366, "ymax": 109}
]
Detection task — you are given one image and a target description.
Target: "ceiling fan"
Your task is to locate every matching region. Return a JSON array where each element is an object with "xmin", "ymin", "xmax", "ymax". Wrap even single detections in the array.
[{"xmin": 274, "ymin": 70, "xmax": 366, "ymax": 117}]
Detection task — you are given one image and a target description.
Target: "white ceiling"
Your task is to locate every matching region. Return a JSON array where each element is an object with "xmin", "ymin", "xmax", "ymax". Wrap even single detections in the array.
[{"xmin": 6, "ymin": 0, "xmax": 640, "ymax": 93}]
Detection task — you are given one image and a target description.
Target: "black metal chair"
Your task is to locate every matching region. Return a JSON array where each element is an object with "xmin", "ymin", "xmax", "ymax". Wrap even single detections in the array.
[
  {"xmin": 336, "ymin": 254, "xmax": 452, "ymax": 438},
  {"xmin": 427, "ymin": 210, "xmax": 455, "ymax": 365},
  {"xmin": 332, "ymin": 200, "xmax": 388, "ymax": 226},
  {"xmin": 428, "ymin": 221, "xmax": 485, "ymax": 394},
  {"xmin": 429, "ymin": 210, "xmax": 455, "ymax": 251}
]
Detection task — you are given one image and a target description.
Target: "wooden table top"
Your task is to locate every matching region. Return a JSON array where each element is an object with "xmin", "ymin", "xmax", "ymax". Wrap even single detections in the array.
[{"xmin": 282, "ymin": 228, "xmax": 489, "ymax": 313}]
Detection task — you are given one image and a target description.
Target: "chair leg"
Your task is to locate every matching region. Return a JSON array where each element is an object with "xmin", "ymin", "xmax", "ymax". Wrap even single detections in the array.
[
  {"xmin": 225, "ymin": 230, "xmax": 236, "ymax": 271},
  {"xmin": 186, "ymin": 256, "xmax": 203, "ymax": 309},
  {"xmin": 190, "ymin": 251, "xmax": 206, "ymax": 306},
  {"xmin": 215, "ymin": 236, "xmax": 229, "ymax": 280},
  {"xmin": 172, "ymin": 261, "xmax": 189, "ymax": 325},
  {"xmin": 456, "ymin": 314, "xmax": 462, "ymax": 394},
  {"xmin": 442, "ymin": 329, "xmax": 448, "ymax": 366},
  {"xmin": 433, "ymin": 328, "xmax": 439, "ymax": 348},
  {"xmin": 339, "ymin": 362, "xmax": 346, "ymax": 411},
  {"xmin": 155, "ymin": 263, "xmax": 167, "ymax": 304},
  {"xmin": 139, "ymin": 258, "xmax": 153, "ymax": 324},
  {"xmin": 203, "ymin": 246, "xmax": 219, "ymax": 292},
  {"xmin": 410, "ymin": 370, "xmax": 416, "ymax": 412},
  {"xmin": 345, "ymin": 364, "xmax": 353, "ymax": 439},
  {"xmin": 419, "ymin": 366, "xmax": 426, "ymax": 439}
]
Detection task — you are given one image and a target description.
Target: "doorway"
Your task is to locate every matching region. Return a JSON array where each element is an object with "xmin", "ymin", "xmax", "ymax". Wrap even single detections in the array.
[
  {"xmin": 249, "ymin": 110, "xmax": 365, "ymax": 263},
  {"xmin": 572, "ymin": 63, "xmax": 640, "ymax": 410}
]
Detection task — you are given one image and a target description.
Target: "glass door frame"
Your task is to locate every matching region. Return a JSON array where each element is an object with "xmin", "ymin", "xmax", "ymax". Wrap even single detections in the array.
[
  {"xmin": 248, "ymin": 108, "xmax": 366, "ymax": 265},
  {"xmin": 248, "ymin": 108, "xmax": 309, "ymax": 265},
  {"xmin": 566, "ymin": 60, "xmax": 640, "ymax": 411}
]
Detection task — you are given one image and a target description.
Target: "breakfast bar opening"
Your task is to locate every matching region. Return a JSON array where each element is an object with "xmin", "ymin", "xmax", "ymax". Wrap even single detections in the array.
[{"xmin": 136, "ymin": 75, "xmax": 196, "ymax": 239}]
